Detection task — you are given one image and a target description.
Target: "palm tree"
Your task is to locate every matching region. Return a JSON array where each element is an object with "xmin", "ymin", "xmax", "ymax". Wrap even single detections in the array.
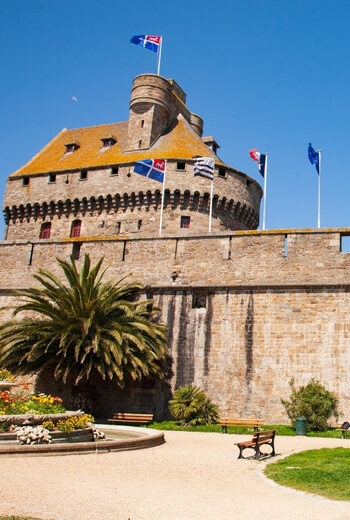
[
  {"xmin": 0, "ymin": 255, "xmax": 167, "ymax": 387},
  {"xmin": 169, "ymin": 385, "xmax": 219, "ymax": 426}
]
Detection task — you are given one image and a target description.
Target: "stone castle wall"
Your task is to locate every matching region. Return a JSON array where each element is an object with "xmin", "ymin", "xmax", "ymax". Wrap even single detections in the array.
[
  {"xmin": 4, "ymin": 160, "xmax": 261, "ymax": 241},
  {"xmin": 1, "ymin": 228, "xmax": 350, "ymax": 422}
]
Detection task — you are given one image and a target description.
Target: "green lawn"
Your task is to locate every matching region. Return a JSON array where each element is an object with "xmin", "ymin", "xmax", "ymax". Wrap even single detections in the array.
[
  {"xmin": 150, "ymin": 421, "xmax": 347, "ymax": 438},
  {"xmin": 265, "ymin": 448, "xmax": 350, "ymax": 501}
]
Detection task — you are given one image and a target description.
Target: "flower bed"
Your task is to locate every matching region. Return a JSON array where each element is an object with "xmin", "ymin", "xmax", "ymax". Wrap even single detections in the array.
[
  {"xmin": 0, "ymin": 379, "xmax": 104, "ymax": 443},
  {"xmin": 0, "ymin": 389, "xmax": 65, "ymax": 416}
]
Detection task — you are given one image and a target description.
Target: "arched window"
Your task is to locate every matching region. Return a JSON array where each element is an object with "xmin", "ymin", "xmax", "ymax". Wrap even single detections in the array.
[
  {"xmin": 39, "ymin": 222, "xmax": 51, "ymax": 239},
  {"xmin": 70, "ymin": 219, "xmax": 81, "ymax": 238}
]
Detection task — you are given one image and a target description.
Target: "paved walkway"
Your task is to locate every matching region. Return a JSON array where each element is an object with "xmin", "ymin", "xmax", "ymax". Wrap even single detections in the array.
[{"xmin": 0, "ymin": 431, "xmax": 349, "ymax": 520}]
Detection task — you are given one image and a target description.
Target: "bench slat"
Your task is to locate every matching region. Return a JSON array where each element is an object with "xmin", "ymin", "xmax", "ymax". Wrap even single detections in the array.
[
  {"xmin": 108, "ymin": 413, "xmax": 153, "ymax": 426},
  {"xmin": 219, "ymin": 417, "xmax": 263, "ymax": 433}
]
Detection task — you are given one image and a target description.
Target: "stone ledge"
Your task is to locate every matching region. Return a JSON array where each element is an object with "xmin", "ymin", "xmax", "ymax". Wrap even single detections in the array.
[{"xmin": 0, "ymin": 425, "xmax": 165, "ymax": 455}]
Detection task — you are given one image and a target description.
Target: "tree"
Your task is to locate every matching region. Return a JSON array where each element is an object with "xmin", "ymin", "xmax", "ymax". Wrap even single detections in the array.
[
  {"xmin": 0, "ymin": 255, "xmax": 167, "ymax": 387},
  {"xmin": 281, "ymin": 378, "xmax": 339, "ymax": 431},
  {"xmin": 168, "ymin": 385, "xmax": 219, "ymax": 426}
]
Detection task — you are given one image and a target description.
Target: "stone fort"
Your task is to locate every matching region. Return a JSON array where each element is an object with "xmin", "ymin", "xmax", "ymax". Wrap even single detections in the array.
[{"xmin": 1, "ymin": 73, "xmax": 350, "ymax": 422}]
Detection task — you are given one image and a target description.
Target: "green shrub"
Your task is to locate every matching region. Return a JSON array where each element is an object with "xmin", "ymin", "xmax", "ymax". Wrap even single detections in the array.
[
  {"xmin": 0, "ymin": 421, "xmax": 9, "ymax": 433},
  {"xmin": 281, "ymin": 378, "xmax": 339, "ymax": 431},
  {"xmin": 168, "ymin": 385, "xmax": 219, "ymax": 426},
  {"xmin": 0, "ymin": 369, "xmax": 14, "ymax": 381}
]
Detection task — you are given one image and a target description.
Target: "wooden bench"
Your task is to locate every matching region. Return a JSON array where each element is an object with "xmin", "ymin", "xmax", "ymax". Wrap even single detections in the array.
[
  {"xmin": 336, "ymin": 423, "xmax": 350, "ymax": 439},
  {"xmin": 218, "ymin": 417, "xmax": 264, "ymax": 434},
  {"xmin": 108, "ymin": 413, "xmax": 153, "ymax": 427},
  {"xmin": 234, "ymin": 430, "xmax": 276, "ymax": 460}
]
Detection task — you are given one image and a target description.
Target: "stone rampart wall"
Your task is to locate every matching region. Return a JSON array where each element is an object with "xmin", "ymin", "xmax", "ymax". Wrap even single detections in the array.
[{"xmin": 1, "ymin": 228, "xmax": 350, "ymax": 422}]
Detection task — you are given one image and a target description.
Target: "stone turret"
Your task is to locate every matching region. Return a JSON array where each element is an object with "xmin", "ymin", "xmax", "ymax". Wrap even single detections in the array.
[{"xmin": 126, "ymin": 74, "xmax": 203, "ymax": 151}]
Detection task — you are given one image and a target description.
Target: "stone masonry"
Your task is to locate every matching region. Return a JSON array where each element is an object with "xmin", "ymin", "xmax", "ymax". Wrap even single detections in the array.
[{"xmin": 1, "ymin": 74, "xmax": 350, "ymax": 422}]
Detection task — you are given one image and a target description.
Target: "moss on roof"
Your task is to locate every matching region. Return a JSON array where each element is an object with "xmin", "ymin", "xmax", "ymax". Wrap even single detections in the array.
[{"xmin": 10, "ymin": 117, "xmax": 226, "ymax": 178}]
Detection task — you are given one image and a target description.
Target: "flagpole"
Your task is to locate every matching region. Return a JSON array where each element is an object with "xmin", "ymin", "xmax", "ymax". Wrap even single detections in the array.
[
  {"xmin": 159, "ymin": 160, "xmax": 167, "ymax": 234},
  {"xmin": 262, "ymin": 154, "xmax": 268, "ymax": 230},
  {"xmin": 209, "ymin": 172, "xmax": 214, "ymax": 233},
  {"xmin": 157, "ymin": 37, "xmax": 162, "ymax": 75},
  {"xmin": 318, "ymin": 150, "xmax": 321, "ymax": 228}
]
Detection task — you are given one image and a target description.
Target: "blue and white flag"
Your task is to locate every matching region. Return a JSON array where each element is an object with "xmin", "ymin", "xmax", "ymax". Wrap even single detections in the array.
[
  {"xmin": 193, "ymin": 157, "xmax": 215, "ymax": 180},
  {"xmin": 308, "ymin": 143, "xmax": 320, "ymax": 174},
  {"xmin": 134, "ymin": 159, "xmax": 165, "ymax": 182},
  {"xmin": 130, "ymin": 35, "xmax": 161, "ymax": 53}
]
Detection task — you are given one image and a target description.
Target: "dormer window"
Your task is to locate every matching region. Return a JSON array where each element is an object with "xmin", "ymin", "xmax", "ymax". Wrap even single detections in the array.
[
  {"xmin": 202, "ymin": 136, "xmax": 220, "ymax": 155},
  {"xmin": 64, "ymin": 141, "xmax": 80, "ymax": 154},
  {"xmin": 101, "ymin": 135, "xmax": 117, "ymax": 148}
]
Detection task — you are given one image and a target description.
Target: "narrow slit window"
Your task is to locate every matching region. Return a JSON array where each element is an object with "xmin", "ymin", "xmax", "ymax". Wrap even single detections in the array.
[
  {"xmin": 116, "ymin": 221, "xmax": 121, "ymax": 234},
  {"xmin": 192, "ymin": 291, "xmax": 207, "ymax": 308},
  {"xmin": 176, "ymin": 161, "xmax": 186, "ymax": 171},
  {"xmin": 284, "ymin": 235, "xmax": 288, "ymax": 257},
  {"xmin": 70, "ymin": 219, "xmax": 81, "ymax": 238},
  {"xmin": 39, "ymin": 222, "xmax": 51, "ymax": 239},
  {"xmin": 141, "ymin": 120, "xmax": 144, "ymax": 128},
  {"xmin": 180, "ymin": 216, "xmax": 190, "ymax": 228},
  {"xmin": 72, "ymin": 242, "xmax": 81, "ymax": 260},
  {"xmin": 138, "ymin": 140, "xmax": 142, "ymax": 148},
  {"xmin": 137, "ymin": 219, "xmax": 142, "ymax": 230}
]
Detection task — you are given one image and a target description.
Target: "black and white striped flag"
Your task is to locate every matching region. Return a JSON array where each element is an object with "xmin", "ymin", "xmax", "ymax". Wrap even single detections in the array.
[{"xmin": 193, "ymin": 157, "xmax": 215, "ymax": 180}]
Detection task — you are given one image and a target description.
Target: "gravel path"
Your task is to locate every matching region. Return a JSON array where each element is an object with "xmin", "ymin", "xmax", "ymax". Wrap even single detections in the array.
[{"xmin": 1, "ymin": 431, "xmax": 349, "ymax": 520}]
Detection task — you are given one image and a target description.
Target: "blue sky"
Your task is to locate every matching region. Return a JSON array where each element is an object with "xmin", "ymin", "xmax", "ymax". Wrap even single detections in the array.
[{"xmin": 1, "ymin": 0, "xmax": 349, "ymax": 237}]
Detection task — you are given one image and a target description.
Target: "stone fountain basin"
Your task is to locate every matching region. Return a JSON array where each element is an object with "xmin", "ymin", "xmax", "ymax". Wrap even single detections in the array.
[
  {"xmin": 0, "ymin": 427, "xmax": 93, "ymax": 444},
  {"xmin": 0, "ymin": 424, "xmax": 165, "ymax": 454},
  {"xmin": 0, "ymin": 410, "xmax": 84, "ymax": 426}
]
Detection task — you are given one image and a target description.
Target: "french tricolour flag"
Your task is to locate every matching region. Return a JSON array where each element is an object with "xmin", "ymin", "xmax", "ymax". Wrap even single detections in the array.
[
  {"xmin": 134, "ymin": 159, "xmax": 165, "ymax": 182},
  {"xmin": 249, "ymin": 149, "xmax": 266, "ymax": 178},
  {"xmin": 130, "ymin": 35, "xmax": 161, "ymax": 53}
]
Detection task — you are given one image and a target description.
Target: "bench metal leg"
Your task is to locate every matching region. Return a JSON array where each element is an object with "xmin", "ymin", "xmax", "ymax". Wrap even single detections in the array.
[{"xmin": 237, "ymin": 445, "xmax": 245, "ymax": 459}]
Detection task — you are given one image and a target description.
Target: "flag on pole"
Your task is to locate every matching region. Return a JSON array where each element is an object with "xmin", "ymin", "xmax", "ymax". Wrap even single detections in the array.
[
  {"xmin": 308, "ymin": 143, "xmax": 320, "ymax": 174},
  {"xmin": 133, "ymin": 159, "xmax": 165, "ymax": 182},
  {"xmin": 193, "ymin": 157, "xmax": 215, "ymax": 180},
  {"xmin": 130, "ymin": 35, "xmax": 161, "ymax": 53},
  {"xmin": 249, "ymin": 149, "xmax": 266, "ymax": 177}
]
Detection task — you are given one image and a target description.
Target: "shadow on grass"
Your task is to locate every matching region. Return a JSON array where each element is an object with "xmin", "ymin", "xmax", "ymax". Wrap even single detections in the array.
[{"xmin": 150, "ymin": 421, "xmax": 347, "ymax": 438}]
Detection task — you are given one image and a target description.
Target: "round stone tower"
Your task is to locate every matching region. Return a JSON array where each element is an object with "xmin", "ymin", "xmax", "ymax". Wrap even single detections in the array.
[{"xmin": 3, "ymin": 74, "xmax": 262, "ymax": 242}]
